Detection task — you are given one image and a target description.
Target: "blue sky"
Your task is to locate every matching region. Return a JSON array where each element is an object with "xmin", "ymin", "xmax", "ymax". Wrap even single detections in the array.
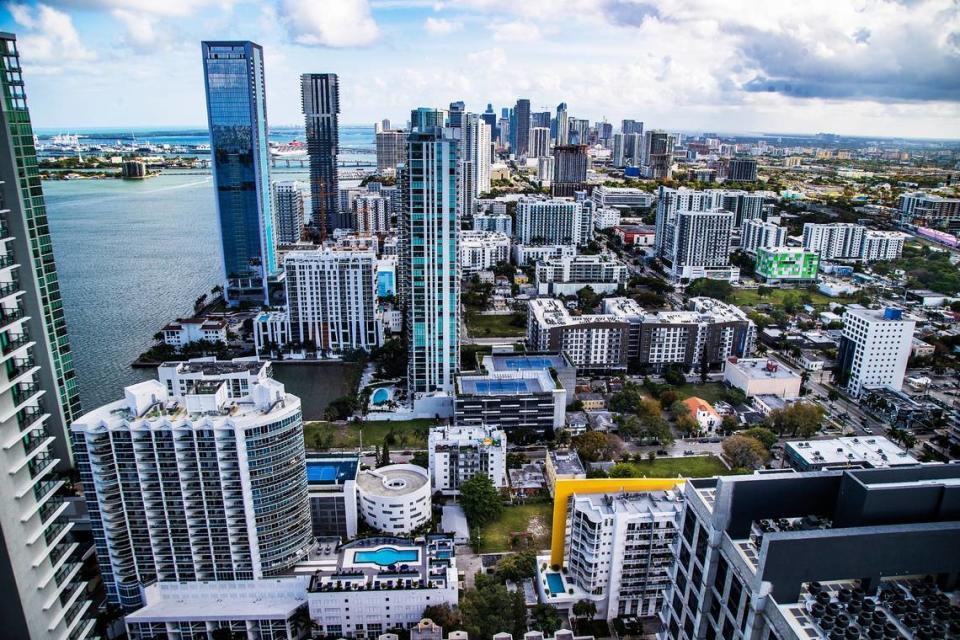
[{"xmin": 2, "ymin": 0, "xmax": 959, "ymax": 137}]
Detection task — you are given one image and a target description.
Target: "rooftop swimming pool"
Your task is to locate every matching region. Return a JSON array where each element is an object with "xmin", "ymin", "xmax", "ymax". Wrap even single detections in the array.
[
  {"xmin": 546, "ymin": 572, "xmax": 566, "ymax": 595},
  {"xmin": 372, "ymin": 388, "xmax": 389, "ymax": 404},
  {"xmin": 354, "ymin": 547, "xmax": 419, "ymax": 566}
]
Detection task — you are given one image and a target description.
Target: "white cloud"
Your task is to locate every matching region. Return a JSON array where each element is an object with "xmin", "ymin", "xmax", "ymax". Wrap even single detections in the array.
[
  {"xmin": 112, "ymin": 9, "xmax": 163, "ymax": 49},
  {"xmin": 490, "ymin": 20, "xmax": 540, "ymax": 42},
  {"xmin": 424, "ymin": 17, "xmax": 462, "ymax": 34},
  {"xmin": 9, "ymin": 3, "xmax": 96, "ymax": 72},
  {"xmin": 52, "ymin": 0, "xmax": 232, "ymax": 18},
  {"xmin": 278, "ymin": 0, "xmax": 380, "ymax": 47}
]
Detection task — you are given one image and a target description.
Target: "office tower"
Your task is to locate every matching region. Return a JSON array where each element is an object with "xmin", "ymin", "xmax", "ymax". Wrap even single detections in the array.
[
  {"xmin": 515, "ymin": 197, "xmax": 585, "ymax": 245},
  {"xmin": 72, "ymin": 360, "xmax": 313, "ymax": 609},
  {"xmin": 742, "ymin": 218, "xmax": 786, "ymax": 255},
  {"xmin": 531, "ymin": 126, "xmax": 550, "ymax": 158},
  {"xmin": 897, "ymin": 191, "xmax": 960, "ymax": 232},
  {"xmin": 428, "ymin": 425, "xmax": 507, "ymax": 495},
  {"xmin": 551, "ymin": 145, "xmax": 588, "ymax": 197},
  {"xmin": 837, "ymin": 307, "xmax": 914, "ymax": 397},
  {"xmin": 621, "ymin": 118, "xmax": 643, "ymax": 135},
  {"xmin": 0, "ymin": 32, "xmax": 96, "ymax": 640},
  {"xmin": 202, "ymin": 41, "xmax": 276, "ymax": 305},
  {"xmin": 640, "ymin": 129, "xmax": 674, "ymax": 178},
  {"xmin": 482, "ymin": 103, "xmax": 498, "ymax": 141},
  {"xmin": 664, "ymin": 209, "xmax": 736, "ymax": 282},
  {"xmin": 568, "ymin": 118, "xmax": 589, "ymax": 145},
  {"xmin": 597, "ymin": 121, "xmax": 613, "ymax": 146},
  {"xmin": 532, "ymin": 110, "xmax": 551, "ymax": 129},
  {"xmin": 497, "ymin": 116, "xmax": 510, "ymax": 147},
  {"xmin": 556, "ymin": 102, "xmax": 569, "ymax": 145},
  {"xmin": 376, "ymin": 129, "xmax": 405, "ymax": 173},
  {"xmin": 401, "ymin": 126, "xmax": 460, "ymax": 394},
  {"xmin": 513, "ymin": 98, "xmax": 531, "ymax": 155},
  {"xmin": 720, "ymin": 156, "xmax": 758, "ymax": 182},
  {"xmin": 561, "ymin": 489, "xmax": 682, "ymax": 619},
  {"xmin": 802, "ymin": 223, "xmax": 865, "ymax": 260},
  {"xmin": 448, "ymin": 100, "xmax": 465, "ymax": 128},
  {"xmin": 272, "ymin": 181, "xmax": 304, "ymax": 244},
  {"xmin": 301, "ymin": 73, "xmax": 343, "ymax": 235},
  {"xmin": 410, "ymin": 107, "xmax": 448, "ymax": 130},
  {"xmin": 592, "ymin": 185, "xmax": 655, "ymax": 210},
  {"xmin": 352, "ymin": 193, "xmax": 391, "ymax": 233},
  {"xmin": 659, "ymin": 465, "xmax": 960, "ymax": 640},
  {"xmin": 284, "ymin": 248, "xmax": 379, "ymax": 352},
  {"xmin": 612, "ymin": 133, "xmax": 625, "ymax": 167}
]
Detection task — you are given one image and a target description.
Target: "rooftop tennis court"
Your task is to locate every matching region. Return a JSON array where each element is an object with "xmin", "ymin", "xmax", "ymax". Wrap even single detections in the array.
[{"xmin": 306, "ymin": 457, "xmax": 359, "ymax": 485}]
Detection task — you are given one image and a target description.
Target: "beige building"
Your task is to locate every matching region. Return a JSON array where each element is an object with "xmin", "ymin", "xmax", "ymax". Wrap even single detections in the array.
[
  {"xmin": 544, "ymin": 449, "xmax": 587, "ymax": 496},
  {"xmin": 723, "ymin": 357, "xmax": 802, "ymax": 398}
]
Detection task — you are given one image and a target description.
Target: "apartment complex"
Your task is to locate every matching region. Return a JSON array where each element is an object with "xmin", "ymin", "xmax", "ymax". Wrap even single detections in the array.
[
  {"xmin": 802, "ymin": 224, "xmax": 906, "ymax": 262},
  {"xmin": 535, "ymin": 254, "xmax": 629, "ymax": 295},
  {"xmin": 754, "ymin": 247, "xmax": 820, "ymax": 283},
  {"xmin": 837, "ymin": 307, "xmax": 915, "ymax": 397},
  {"xmin": 512, "ymin": 243, "xmax": 577, "ymax": 267},
  {"xmin": 376, "ymin": 130, "xmax": 406, "ymax": 174},
  {"xmin": 473, "ymin": 212, "xmax": 512, "ymax": 236},
  {"xmin": 71, "ymin": 359, "xmax": 314, "ymax": 609},
  {"xmin": 897, "ymin": 191, "xmax": 960, "ymax": 232},
  {"xmin": 527, "ymin": 298, "xmax": 630, "ymax": 370},
  {"xmin": 663, "ymin": 209, "xmax": 737, "ymax": 282},
  {"xmin": 352, "ymin": 193, "xmax": 391, "ymax": 233},
  {"xmin": 455, "ymin": 368, "xmax": 567, "ymax": 435},
  {"xmin": 741, "ymin": 219, "xmax": 786, "ymax": 255},
  {"xmin": 515, "ymin": 197, "xmax": 590, "ymax": 246},
  {"xmin": 428, "ymin": 425, "xmax": 508, "ymax": 494},
  {"xmin": 272, "ymin": 181, "xmax": 305, "ymax": 244},
  {"xmin": 301, "ymin": 73, "xmax": 343, "ymax": 234},
  {"xmin": 552, "ymin": 145, "xmax": 589, "ymax": 197},
  {"xmin": 459, "ymin": 230, "xmax": 510, "ymax": 274}
]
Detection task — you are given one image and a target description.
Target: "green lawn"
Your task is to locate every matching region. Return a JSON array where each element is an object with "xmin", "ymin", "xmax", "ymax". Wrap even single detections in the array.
[
  {"xmin": 673, "ymin": 382, "xmax": 729, "ymax": 404},
  {"xmin": 466, "ymin": 311, "xmax": 527, "ymax": 337},
  {"xmin": 478, "ymin": 503, "xmax": 553, "ymax": 553},
  {"xmin": 615, "ymin": 455, "xmax": 729, "ymax": 478},
  {"xmin": 303, "ymin": 419, "xmax": 437, "ymax": 450},
  {"xmin": 730, "ymin": 288, "xmax": 851, "ymax": 309}
]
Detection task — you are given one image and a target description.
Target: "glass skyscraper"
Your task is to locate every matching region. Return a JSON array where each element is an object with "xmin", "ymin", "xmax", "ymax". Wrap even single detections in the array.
[
  {"xmin": 301, "ymin": 73, "xmax": 342, "ymax": 236},
  {"xmin": 401, "ymin": 122, "xmax": 460, "ymax": 394},
  {"xmin": 202, "ymin": 41, "xmax": 276, "ymax": 305},
  {"xmin": 0, "ymin": 32, "xmax": 97, "ymax": 640}
]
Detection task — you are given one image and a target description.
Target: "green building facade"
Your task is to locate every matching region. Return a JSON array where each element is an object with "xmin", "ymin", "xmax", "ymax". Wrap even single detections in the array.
[{"xmin": 755, "ymin": 247, "xmax": 820, "ymax": 282}]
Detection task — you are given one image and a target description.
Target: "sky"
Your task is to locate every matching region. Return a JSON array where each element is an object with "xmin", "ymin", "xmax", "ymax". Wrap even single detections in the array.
[{"xmin": 1, "ymin": 0, "xmax": 959, "ymax": 138}]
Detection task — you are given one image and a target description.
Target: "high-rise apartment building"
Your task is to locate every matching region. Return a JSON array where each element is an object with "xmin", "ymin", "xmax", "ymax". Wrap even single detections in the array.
[
  {"xmin": 0, "ymin": 32, "xmax": 96, "ymax": 640},
  {"xmin": 531, "ymin": 126, "xmax": 551, "ymax": 158},
  {"xmin": 663, "ymin": 209, "xmax": 737, "ymax": 282},
  {"xmin": 568, "ymin": 118, "xmax": 590, "ymax": 145},
  {"xmin": 802, "ymin": 223, "xmax": 865, "ymax": 260},
  {"xmin": 612, "ymin": 133, "xmax": 625, "ymax": 167},
  {"xmin": 640, "ymin": 130, "xmax": 674, "ymax": 179},
  {"xmin": 532, "ymin": 111, "xmax": 551, "ymax": 129},
  {"xmin": 556, "ymin": 102, "xmax": 569, "ymax": 145},
  {"xmin": 428, "ymin": 425, "xmax": 507, "ymax": 495},
  {"xmin": 654, "ymin": 187, "xmax": 724, "ymax": 256},
  {"xmin": 515, "ymin": 197, "xmax": 589, "ymax": 246},
  {"xmin": 272, "ymin": 181, "xmax": 304, "ymax": 244},
  {"xmin": 482, "ymin": 103, "xmax": 499, "ymax": 141},
  {"xmin": 742, "ymin": 219, "xmax": 786, "ymax": 255},
  {"xmin": 410, "ymin": 107, "xmax": 448, "ymax": 130},
  {"xmin": 376, "ymin": 130, "xmax": 406, "ymax": 173},
  {"xmin": 837, "ymin": 307, "xmax": 914, "ymax": 398},
  {"xmin": 448, "ymin": 100, "xmax": 465, "ymax": 128},
  {"xmin": 285, "ymin": 248, "xmax": 379, "ymax": 353},
  {"xmin": 352, "ymin": 193, "xmax": 391, "ymax": 233},
  {"xmin": 301, "ymin": 73, "xmax": 342, "ymax": 235},
  {"xmin": 461, "ymin": 112, "xmax": 492, "ymax": 212},
  {"xmin": 719, "ymin": 156, "xmax": 758, "ymax": 182},
  {"xmin": 71, "ymin": 360, "xmax": 314, "ymax": 609},
  {"xmin": 621, "ymin": 118, "xmax": 643, "ymax": 135},
  {"xmin": 202, "ymin": 41, "xmax": 276, "ymax": 305},
  {"xmin": 552, "ymin": 145, "xmax": 588, "ymax": 198},
  {"xmin": 897, "ymin": 191, "xmax": 960, "ymax": 232},
  {"xmin": 402, "ymin": 126, "xmax": 461, "ymax": 394},
  {"xmin": 513, "ymin": 98, "xmax": 531, "ymax": 156}
]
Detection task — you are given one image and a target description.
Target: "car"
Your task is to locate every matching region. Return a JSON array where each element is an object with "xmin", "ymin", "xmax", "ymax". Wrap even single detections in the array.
[
  {"xmin": 683, "ymin": 450, "xmax": 695, "ymax": 456},
  {"xmin": 656, "ymin": 449, "xmax": 669, "ymax": 456},
  {"xmin": 863, "ymin": 427, "xmax": 873, "ymax": 435}
]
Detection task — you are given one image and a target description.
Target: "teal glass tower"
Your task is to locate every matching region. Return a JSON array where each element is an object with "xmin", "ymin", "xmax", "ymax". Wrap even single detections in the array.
[
  {"xmin": 202, "ymin": 41, "xmax": 276, "ymax": 305},
  {"xmin": 401, "ymin": 121, "xmax": 460, "ymax": 394}
]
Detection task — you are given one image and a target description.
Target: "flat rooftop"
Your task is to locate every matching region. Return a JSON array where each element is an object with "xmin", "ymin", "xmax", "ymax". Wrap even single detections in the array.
[
  {"xmin": 356, "ymin": 465, "xmax": 429, "ymax": 497},
  {"xmin": 459, "ymin": 377, "xmax": 546, "ymax": 394},
  {"xmin": 124, "ymin": 579, "xmax": 308, "ymax": 622},
  {"xmin": 306, "ymin": 455, "xmax": 359, "ymax": 486},
  {"xmin": 727, "ymin": 358, "xmax": 800, "ymax": 380},
  {"xmin": 162, "ymin": 359, "xmax": 266, "ymax": 376},
  {"xmin": 487, "ymin": 354, "xmax": 572, "ymax": 372},
  {"xmin": 549, "ymin": 450, "xmax": 586, "ymax": 476},
  {"xmin": 786, "ymin": 436, "xmax": 919, "ymax": 467},
  {"xmin": 577, "ymin": 489, "xmax": 683, "ymax": 517}
]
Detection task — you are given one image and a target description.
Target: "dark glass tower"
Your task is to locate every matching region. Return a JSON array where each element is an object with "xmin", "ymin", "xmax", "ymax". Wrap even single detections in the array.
[
  {"xmin": 301, "ymin": 73, "xmax": 342, "ymax": 236},
  {"xmin": 202, "ymin": 41, "xmax": 276, "ymax": 305},
  {"xmin": 514, "ymin": 98, "xmax": 530, "ymax": 156}
]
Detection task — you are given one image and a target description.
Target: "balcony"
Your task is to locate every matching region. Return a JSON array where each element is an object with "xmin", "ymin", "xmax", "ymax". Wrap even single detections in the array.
[
  {"xmin": 0, "ymin": 253, "xmax": 15, "ymax": 269},
  {"xmin": 1, "ymin": 331, "xmax": 29, "ymax": 355},
  {"xmin": 12, "ymin": 381, "xmax": 40, "ymax": 406},
  {"xmin": 0, "ymin": 304, "xmax": 24, "ymax": 332},
  {"xmin": 0, "ymin": 280, "xmax": 18, "ymax": 299}
]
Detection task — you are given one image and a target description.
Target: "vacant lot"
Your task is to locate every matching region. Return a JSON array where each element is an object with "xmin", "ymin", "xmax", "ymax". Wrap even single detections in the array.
[
  {"xmin": 466, "ymin": 311, "xmax": 527, "ymax": 337},
  {"xmin": 730, "ymin": 288, "xmax": 851, "ymax": 309},
  {"xmin": 615, "ymin": 455, "xmax": 730, "ymax": 478},
  {"xmin": 478, "ymin": 503, "xmax": 553, "ymax": 553},
  {"xmin": 303, "ymin": 419, "xmax": 436, "ymax": 450},
  {"xmin": 673, "ymin": 382, "xmax": 729, "ymax": 405}
]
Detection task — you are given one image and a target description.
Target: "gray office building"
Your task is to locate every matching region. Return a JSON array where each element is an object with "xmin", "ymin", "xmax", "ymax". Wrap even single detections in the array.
[
  {"xmin": 514, "ymin": 98, "xmax": 531, "ymax": 156},
  {"xmin": 659, "ymin": 465, "xmax": 960, "ymax": 640},
  {"xmin": 552, "ymin": 144, "xmax": 588, "ymax": 198},
  {"xmin": 302, "ymin": 73, "xmax": 343, "ymax": 235}
]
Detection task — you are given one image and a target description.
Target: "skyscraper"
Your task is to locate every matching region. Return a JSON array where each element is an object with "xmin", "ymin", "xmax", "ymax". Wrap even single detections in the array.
[
  {"xmin": 568, "ymin": 118, "xmax": 590, "ymax": 145},
  {"xmin": 532, "ymin": 110, "xmax": 551, "ymax": 129},
  {"xmin": 272, "ymin": 181, "xmax": 304, "ymax": 244},
  {"xmin": 410, "ymin": 107, "xmax": 448, "ymax": 130},
  {"xmin": 514, "ymin": 98, "xmax": 531, "ymax": 156},
  {"xmin": 401, "ymin": 124, "xmax": 460, "ymax": 394},
  {"xmin": 838, "ymin": 307, "xmax": 914, "ymax": 397},
  {"xmin": 301, "ymin": 73, "xmax": 343, "ymax": 235},
  {"xmin": 551, "ymin": 145, "xmax": 588, "ymax": 197},
  {"xmin": 621, "ymin": 118, "xmax": 643, "ymax": 135},
  {"xmin": 202, "ymin": 41, "xmax": 276, "ymax": 305},
  {"xmin": 463, "ymin": 112, "xmax": 492, "ymax": 200},
  {"xmin": 556, "ymin": 102, "xmax": 569, "ymax": 146},
  {"xmin": 481, "ymin": 103, "xmax": 498, "ymax": 142},
  {"xmin": 72, "ymin": 360, "xmax": 314, "ymax": 610},
  {"xmin": 376, "ymin": 129, "xmax": 405, "ymax": 173},
  {"xmin": 448, "ymin": 100, "xmax": 465, "ymax": 128},
  {"xmin": 531, "ymin": 126, "xmax": 550, "ymax": 158},
  {"xmin": 640, "ymin": 129, "xmax": 674, "ymax": 178},
  {"xmin": 0, "ymin": 31, "xmax": 97, "ymax": 640}
]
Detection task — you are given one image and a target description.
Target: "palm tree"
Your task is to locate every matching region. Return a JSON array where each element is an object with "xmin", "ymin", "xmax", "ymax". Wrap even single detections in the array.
[{"xmin": 290, "ymin": 605, "xmax": 315, "ymax": 639}]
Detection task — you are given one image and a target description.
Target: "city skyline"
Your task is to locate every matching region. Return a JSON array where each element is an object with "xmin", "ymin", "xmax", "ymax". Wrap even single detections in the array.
[{"xmin": 0, "ymin": 1, "xmax": 957, "ymax": 138}]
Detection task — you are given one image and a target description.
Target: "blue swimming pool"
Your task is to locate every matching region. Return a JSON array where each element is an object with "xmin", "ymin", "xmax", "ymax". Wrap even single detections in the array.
[
  {"xmin": 354, "ymin": 547, "xmax": 419, "ymax": 566},
  {"xmin": 546, "ymin": 572, "xmax": 565, "ymax": 595},
  {"xmin": 372, "ymin": 388, "xmax": 389, "ymax": 404}
]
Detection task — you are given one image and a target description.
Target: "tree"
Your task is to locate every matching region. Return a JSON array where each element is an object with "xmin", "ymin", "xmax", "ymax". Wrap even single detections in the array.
[
  {"xmin": 459, "ymin": 473, "xmax": 503, "ymax": 528},
  {"xmin": 722, "ymin": 435, "xmax": 770, "ymax": 470},
  {"xmin": 721, "ymin": 414, "xmax": 740, "ymax": 435},
  {"xmin": 152, "ymin": 331, "xmax": 164, "ymax": 343},
  {"xmin": 608, "ymin": 463, "xmax": 636, "ymax": 478},
  {"xmin": 577, "ymin": 285, "xmax": 601, "ymax": 311},
  {"xmin": 686, "ymin": 278, "xmax": 733, "ymax": 301},
  {"xmin": 423, "ymin": 603, "xmax": 461, "ymax": 630},
  {"xmin": 676, "ymin": 413, "xmax": 699, "ymax": 437},
  {"xmin": 827, "ymin": 388, "xmax": 840, "ymax": 401},
  {"xmin": 506, "ymin": 452, "xmax": 528, "ymax": 469},
  {"xmin": 496, "ymin": 550, "xmax": 537, "ymax": 583},
  {"xmin": 460, "ymin": 574, "xmax": 527, "ymax": 640},
  {"xmin": 379, "ymin": 437, "xmax": 391, "ymax": 467},
  {"xmin": 725, "ymin": 387, "xmax": 747, "ymax": 406},
  {"xmin": 757, "ymin": 285, "xmax": 773, "ymax": 300},
  {"xmin": 530, "ymin": 603, "xmax": 563, "ymax": 635},
  {"xmin": 670, "ymin": 400, "xmax": 691, "ymax": 420},
  {"xmin": 573, "ymin": 599, "xmax": 598, "ymax": 619},
  {"xmin": 571, "ymin": 431, "xmax": 625, "ymax": 463},
  {"xmin": 371, "ymin": 338, "xmax": 407, "ymax": 379},
  {"xmin": 765, "ymin": 402, "xmax": 825, "ymax": 438},
  {"xmin": 324, "ymin": 395, "xmax": 358, "ymax": 421},
  {"xmin": 410, "ymin": 451, "xmax": 428, "ymax": 469},
  {"xmin": 742, "ymin": 426, "xmax": 777, "ymax": 450},
  {"xmin": 663, "ymin": 367, "xmax": 686, "ymax": 386}
]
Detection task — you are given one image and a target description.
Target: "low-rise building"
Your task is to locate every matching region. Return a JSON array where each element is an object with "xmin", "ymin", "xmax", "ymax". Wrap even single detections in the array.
[
  {"xmin": 303, "ymin": 536, "xmax": 458, "ymax": 638},
  {"xmin": 455, "ymin": 369, "xmax": 566, "ymax": 436},
  {"xmin": 682, "ymin": 396, "xmax": 722, "ymax": 434},
  {"xmin": 428, "ymin": 425, "xmax": 507, "ymax": 495},
  {"xmin": 755, "ymin": 247, "xmax": 820, "ymax": 283},
  {"xmin": 162, "ymin": 316, "xmax": 228, "ymax": 347},
  {"xmin": 306, "ymin": 455, "xmax": 359, "ymax": 540},
  {"xmin": 592, "ymin": 207, "xmax": 622, "ymax": 229},
  {"xmin": 356, "ymin": 465, "xmax": 431, "ymax": 534},
  {"xmin": 508, "ymin": 463, "xmax": 547, "ymax": 497},
  {"xmin": 860, "ymin": 385, "xmax": 944, "ymax": 430},
  {"xmin": 481, "ymin": 352, "xmax": 577, "ymax": 395},
  {"xmin": 614, "ymin": 224, "xmax": 656, "ymax": 247},
  {"xmin": 783, "ymin": 436, "xmax": 918, "ymax": 471},
  {"xmin": 592, "ymin": 185, "xmax": 654, "ymax": 210},
  {"xmin": 460, "ymin": 230, "xmax": 511, "ymax": 274},
  {"xmin": 723, "ymin": 357, "xmax": 802, "ymax": 398},
  {"xmin": 544, "ymin": 450, "xmax": 586, "ymax": 496},
  {"xmin": 512, "ymin": 243, "xmax": 577, "ymax": 267},
  {"xmin": 535, "ymin": 254, "xmax": 628, "ymax": 295},
  {"xmin": 473, "ymin": 212, "xmax": 513, "ymax": 236}
]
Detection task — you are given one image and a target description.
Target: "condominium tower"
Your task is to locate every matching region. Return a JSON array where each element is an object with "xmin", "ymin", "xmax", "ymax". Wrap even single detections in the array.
[
  {"xmin": 401, "ymin": 125, "xmax": 461, "ymax": 394},
  {"xmin": 71, "ymin": 360, "xmax": 314, "ymax": 610},
  {"xmin": 0, "ymin": 31, "xmax": 96, "ymax": 640},
  {"xmin": 376, "ymin": 130, "xmax": 405, "ymax": 173},
  {"xmin": 513, "ymin": 98, "xmax": 531, "ymax": 156},
  {"xmin": 202, "ymin": 41, "xmax": 277, "ymax": 305},
  {"xmin": 837, "ymin": 307, "xmax": 915, "ymax": 397},
  {"xmin": 272, "ymin": 181, "xmax": 304, "ymax": 244},
  {"xmin": 301, "ymin": 73, "xmax": 342, "ymax": 235}
]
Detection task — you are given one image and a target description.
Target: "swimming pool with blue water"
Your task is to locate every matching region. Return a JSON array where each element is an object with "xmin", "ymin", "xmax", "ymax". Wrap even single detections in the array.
[{"xmin": 354, "ymin": 547, "xmax": 419, "ymax": 566}]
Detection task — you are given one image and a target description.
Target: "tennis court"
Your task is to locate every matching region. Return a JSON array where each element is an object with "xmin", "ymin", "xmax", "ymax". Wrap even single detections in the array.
[
  {"xmin": 473, "ymin": 380, "xmax": 530, "ymax": 393},
  {"xmin": 502, "ymin": 357, "xmax": 554, "ymax": 370}
]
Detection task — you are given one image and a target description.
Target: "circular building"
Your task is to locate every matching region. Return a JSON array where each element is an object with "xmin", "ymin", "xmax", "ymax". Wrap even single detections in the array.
[{"xmin": 356, "ymin": 464, "xmax": 431, "ymax": 534}]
